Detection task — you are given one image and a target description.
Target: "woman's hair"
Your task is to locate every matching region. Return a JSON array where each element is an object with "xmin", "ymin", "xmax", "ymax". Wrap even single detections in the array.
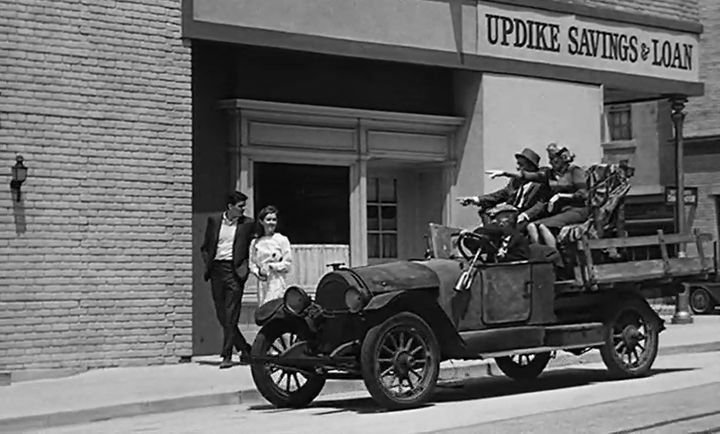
[
  {"xmin": 558, "ymin": 147, "xmax": 575, "ymax": 164},
  {"xmin": 546, "ymin": 142, "xmax": 560, "ymax": 157},
  {"xmin": 255, "ymin": 205, "xmax": 279, "ymax": 237}
]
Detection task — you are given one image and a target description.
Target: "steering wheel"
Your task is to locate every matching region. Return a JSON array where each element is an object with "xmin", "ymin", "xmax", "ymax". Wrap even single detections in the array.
[{"xmin": 457, "ymin": 229, "xmax": 500, "ymax": 261}]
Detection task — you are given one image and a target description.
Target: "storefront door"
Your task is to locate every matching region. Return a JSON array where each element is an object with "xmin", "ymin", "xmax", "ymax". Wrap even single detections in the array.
[
  {"xmin": 367, "ymin": 163, "xmax": 444, "ymax": 264},
  {"xmin": 254, "ymin": 163, "xmax": 350, "ymax": 245},
  {"xmin": 251, "ymin": 162, "xmax": 351, "ymax": 296}
]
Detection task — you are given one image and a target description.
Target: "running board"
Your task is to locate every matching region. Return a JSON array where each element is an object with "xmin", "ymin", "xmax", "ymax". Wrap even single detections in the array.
[
  {"xmin": 459, "ymin": 322, "xmax": 605, "ymax": 357},
  {"xmin": 478, "ymin": 343, "xmax": 602, "ymax": 359}
]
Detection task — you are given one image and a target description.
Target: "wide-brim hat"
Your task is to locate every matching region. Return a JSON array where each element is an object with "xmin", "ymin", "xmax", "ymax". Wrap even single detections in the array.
[
  {"xmin": 487, "ymin": 203, "xmax": 519, "ymax": 218},
  {"xmin": 514, "ymin": 148, "xmax": 540, "ymax": 170}
]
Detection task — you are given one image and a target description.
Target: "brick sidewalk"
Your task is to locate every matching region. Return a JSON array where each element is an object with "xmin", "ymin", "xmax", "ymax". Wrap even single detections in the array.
[{"xmin": 1, "ymin": 315, "xmax": 718, "ymax": 432}]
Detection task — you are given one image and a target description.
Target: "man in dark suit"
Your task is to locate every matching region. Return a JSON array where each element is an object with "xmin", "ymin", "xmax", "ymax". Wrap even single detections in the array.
[
  {"xmin": 457, "ymin": 148, "xmax": 549, "ymax": 229},
  {"xmin": 200, "ymin": 191, "xmax": 255, "ymax": 369}
]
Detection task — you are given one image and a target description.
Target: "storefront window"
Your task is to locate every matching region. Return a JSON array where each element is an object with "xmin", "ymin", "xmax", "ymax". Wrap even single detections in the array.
[
  {"xmin": 607, "ymin": 104, "xmax": 632, "ymax": 141},
  {"xmin": 367, "ymin": 177, "xmax": 398, "ymax": 258}
]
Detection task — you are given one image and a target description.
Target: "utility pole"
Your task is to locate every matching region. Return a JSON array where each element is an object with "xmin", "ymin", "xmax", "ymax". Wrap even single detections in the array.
[{"xmin": 670, "ymin": 96, "xmax": 693, "ymax": 325}]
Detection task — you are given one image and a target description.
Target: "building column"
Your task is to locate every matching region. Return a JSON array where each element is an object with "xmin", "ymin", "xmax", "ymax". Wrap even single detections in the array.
[
  {"xmin": 349, "ymin": 158, "xmax": 368, "ymax": 267},
  {"xmin": 670, "ymin": 96, "xmax": 693, "ymax": 325}
]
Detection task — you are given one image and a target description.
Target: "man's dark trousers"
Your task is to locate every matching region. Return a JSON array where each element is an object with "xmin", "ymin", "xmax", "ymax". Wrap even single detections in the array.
[{"xmin": 210, "ymin": 261, "xmax": 250, "ymax": 358}]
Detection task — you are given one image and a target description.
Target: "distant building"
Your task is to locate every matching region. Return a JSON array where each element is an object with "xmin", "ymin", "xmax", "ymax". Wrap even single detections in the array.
[{"xmin": 683, "ymin": 0, "xmax": 720, "ymax": 243}]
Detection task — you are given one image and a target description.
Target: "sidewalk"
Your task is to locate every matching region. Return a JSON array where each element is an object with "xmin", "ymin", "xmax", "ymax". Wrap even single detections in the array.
[{"xmin": 1, "ymin": 315, "xmax": 718, "ymax": 432}]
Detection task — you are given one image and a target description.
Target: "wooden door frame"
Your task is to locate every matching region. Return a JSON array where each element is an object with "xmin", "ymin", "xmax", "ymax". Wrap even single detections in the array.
[{"xmin": 220, "ymin": 99, "xmax": 464, "ymax": 266}]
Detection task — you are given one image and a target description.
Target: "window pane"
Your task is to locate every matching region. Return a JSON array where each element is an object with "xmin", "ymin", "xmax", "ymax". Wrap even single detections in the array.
[
  {"xmin": 382, "ymin": 234, "xmax": 397, "ymax": 258},
  {"xmin": 379, "ymin": 178, "xmax": 396, "ymax": 202},
  {"xmin": 381, "ymin": 206, "xmax": 397, "ymax": 230},
  {"xmin": 367, "ymin": 206, "xmax": 379, "ymax": 231},
  {"xmin": 607, "ymin": 106, "xmax": 632, "ymax": 141},
  {"xmin": 367, "ymin": 177, "xmax": 378, "ymax": 203},
  {"xmin": 368, "ymin": 234, "xmax": 380, "ymax": 258}
]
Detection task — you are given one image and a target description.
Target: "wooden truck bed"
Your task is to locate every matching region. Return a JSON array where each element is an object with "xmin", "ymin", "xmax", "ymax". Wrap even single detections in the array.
[{"xmin": 572, "ymin": 230, "xmax": 714, "ymax": 289}]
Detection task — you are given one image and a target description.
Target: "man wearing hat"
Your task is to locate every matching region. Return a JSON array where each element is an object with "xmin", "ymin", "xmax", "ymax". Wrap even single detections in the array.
[{"xmin": 458, "ymin": 148, "xmax": 549, "ymax": 228}]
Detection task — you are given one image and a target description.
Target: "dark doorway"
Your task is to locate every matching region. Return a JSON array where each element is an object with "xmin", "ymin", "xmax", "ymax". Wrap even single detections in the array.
[{"xmin": 254, "ymin": 163, "xmax": 350, "ymax": 244}]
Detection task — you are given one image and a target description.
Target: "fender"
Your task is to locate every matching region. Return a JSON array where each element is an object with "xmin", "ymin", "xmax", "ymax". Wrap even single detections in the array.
[
  {"xmin": 362, "ymin": 290, "xmax": 467, "ymax": 359},
  {"xmin": 254, "ymin": 298, "xmax": 284, "ymax": 326},
  {"xmin": 605, "ymin": 290, "xmax": 665, "ymax": 332}
]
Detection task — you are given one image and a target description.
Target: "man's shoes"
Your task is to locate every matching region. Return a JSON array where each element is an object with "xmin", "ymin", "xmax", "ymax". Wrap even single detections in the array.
[
  {"xmin": 239, "ymin": 352, "xmax": 251, "ymax": 365},
  {"xmin": 239, "ymin": 350, "xmax": 252, "ymax": 365},
  {"xmin": 219, "ymin": 356, "xmax": 233, "ymax": 369}
]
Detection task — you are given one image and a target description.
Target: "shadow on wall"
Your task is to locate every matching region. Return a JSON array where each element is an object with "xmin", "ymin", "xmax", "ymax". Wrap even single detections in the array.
[{"xmin": 11, "ymin": 190, "xmax": 26, "ymax": 235}]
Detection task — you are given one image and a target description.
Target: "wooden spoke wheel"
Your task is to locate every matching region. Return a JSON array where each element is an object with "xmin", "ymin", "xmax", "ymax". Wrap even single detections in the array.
[
  {"xmin": 361, "ymin": 312, "xmax": 440, "ymax": 410},
  {"xmin": 251, "ymin": 321, "xmax": 325, "ymax": 408},
  {"xmin": 690, "ymin": 287, "xmax": 715, "ymax": 315},
  {"xmin": 495, "ymin": 352, "xmax": 551, "ymax": 381},
  {"xmin": 600, "ymin": 298, "xmax": 660, "ymax": 378}
]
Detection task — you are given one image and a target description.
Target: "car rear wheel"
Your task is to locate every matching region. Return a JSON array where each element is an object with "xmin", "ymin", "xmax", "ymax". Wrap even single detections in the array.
[
  {"xmin": 690, "ymin": 287, "xmax": 715, "ymax": 314},
  {"xmin": 251, "ymin": 320, "xmax": 326, "ymax": 408},
  {"xmin": 600, "ymin": 298, "xmax": 660, "ymax": 378},
  {"xmin": 360, "ymin": 312, "xmax": 440, "ymax": 410},
  {"xmin": 495, "ymin": 352, "xmax": 551, "ymax": 381}
]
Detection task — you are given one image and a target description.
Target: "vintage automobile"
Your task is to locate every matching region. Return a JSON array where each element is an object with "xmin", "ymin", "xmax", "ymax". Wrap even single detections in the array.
[
  {"xmin": 248, "ymin": 164, "xmax": 715, "ymax": 410},
  {"xmin": 248, "ymin": 225, "xmax": 714, "ymax": 410},
  {"xmin": 687, "ymin": 281, "xmax": 720, "ymax": 314}
]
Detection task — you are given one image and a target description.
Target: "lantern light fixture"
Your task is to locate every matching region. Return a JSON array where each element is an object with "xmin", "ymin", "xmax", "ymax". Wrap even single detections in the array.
[{"xmin": 10, "ymin": 155, "xmax": 27, "ymax": 202}]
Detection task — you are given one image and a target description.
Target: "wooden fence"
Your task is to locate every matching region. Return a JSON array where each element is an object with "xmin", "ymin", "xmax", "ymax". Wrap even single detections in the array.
[{"xmin": 243, "ymin": 244, "xmax": 350, "ymax": 304}]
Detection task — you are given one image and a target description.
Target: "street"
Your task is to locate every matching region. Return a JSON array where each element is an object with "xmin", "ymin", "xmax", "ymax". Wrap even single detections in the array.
[{"xmin": 31, "ymin": 351, "xmax": 720, "ymax": 434}]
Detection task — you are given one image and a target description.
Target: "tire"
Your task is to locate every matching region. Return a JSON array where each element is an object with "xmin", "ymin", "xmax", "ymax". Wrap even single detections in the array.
[
  {"xmin": 360, "ymin": 312, "xmax": 440, "ymax": 410},
  {"xmin": 690, "ymin": 287, "xmax": 715, "ymax": 315},
  {"xmin": 495, "ymin": 352, "xmax": 551, "ymax": 381},
  {"xmin": 600, "ymin": 298, "xmax": 660, "ymax": 378},
  {"xmin": 250, "ymin": 320, "xmax": 326, "ymax": 408}
]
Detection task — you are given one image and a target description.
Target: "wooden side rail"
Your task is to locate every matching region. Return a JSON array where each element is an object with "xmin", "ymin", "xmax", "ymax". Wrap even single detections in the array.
[
  {"xmin": 583, "ymin": 231, "xmax": 712, "ymax": 250},
  {"xmin": 574, "ymin": 229, "xmax": 714, "ymax": 289}
]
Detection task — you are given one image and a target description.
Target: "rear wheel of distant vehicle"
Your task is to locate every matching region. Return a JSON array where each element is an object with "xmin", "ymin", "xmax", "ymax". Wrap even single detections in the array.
[
  {"xmin": 251, "ymin": 320, "xmax": 326, "ymax": 408},
  {"xmin": 495, "ymin": 352, "xmax": 551, "ymax": 381},
  {"xmin": 690, "ymin": 287, "xmax": 715, "ymax": 314},
  {"xmin": 361, "ymin": 312, "xmax": 440, "ymax": 410},
  {"xmin": 600, "ymin": 298, "xmax": 660, "ymax": 378}
]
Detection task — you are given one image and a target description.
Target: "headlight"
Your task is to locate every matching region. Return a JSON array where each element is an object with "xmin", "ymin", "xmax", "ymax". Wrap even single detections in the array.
[
  {"xmin": 284, "ymin": 286, "xmax": 311, "ymax": 315},
  {"xmin": 344, "ymin": 286, "xmax": 368, "ymax": 313}
]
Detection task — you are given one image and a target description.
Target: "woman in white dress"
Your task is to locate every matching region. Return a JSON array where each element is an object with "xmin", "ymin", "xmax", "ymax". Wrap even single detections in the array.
[{"xmin": 249, "ymin": 205, "xmax": 293, "ymax": 306}]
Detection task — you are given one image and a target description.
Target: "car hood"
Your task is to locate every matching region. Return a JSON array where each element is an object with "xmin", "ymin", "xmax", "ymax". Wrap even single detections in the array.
[{"xmin": 350, "ymin": 261, "xmax": 441, "ymax": 294}]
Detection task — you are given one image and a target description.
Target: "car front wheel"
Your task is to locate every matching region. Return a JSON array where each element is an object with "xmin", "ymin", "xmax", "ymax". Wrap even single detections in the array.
[
  {"xmin": 690, "ymin": 287, "xmax": 715, "ymax": 314},
  {"xmin": 360, "ymin": 312, "xmax": 440, "ymax": 410},
  {"xmin": 250, "ymin": 320, "xmax": 326, "ymax": 408}
]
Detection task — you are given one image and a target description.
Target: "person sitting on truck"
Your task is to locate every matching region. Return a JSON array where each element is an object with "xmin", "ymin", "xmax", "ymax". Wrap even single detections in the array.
[
  {"xmin": 490, "ymin": 144, "xmax": 589, "ymax": 249},
  {"xmin": 457, "ymin": 148, "xmax": 550, "ymax": 232},
  {"xmin": 462, "ymin": 203, "xmax": 530, "ymax": 263}
]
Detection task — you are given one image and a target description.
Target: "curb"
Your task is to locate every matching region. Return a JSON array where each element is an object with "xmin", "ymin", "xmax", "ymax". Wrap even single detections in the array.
[
  {"xmin": 1, "ymin": 392, "xmax": 243, "ymax": 433},
  {"xmin": 3, "ymin": 341, "xmax": 719, "ymax": 432}
]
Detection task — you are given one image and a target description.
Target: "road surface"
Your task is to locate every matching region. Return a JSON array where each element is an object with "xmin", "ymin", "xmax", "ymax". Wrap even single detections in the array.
[{"xmin": 32, "ymin": 351, "xmax": 720, "ymax": 434}]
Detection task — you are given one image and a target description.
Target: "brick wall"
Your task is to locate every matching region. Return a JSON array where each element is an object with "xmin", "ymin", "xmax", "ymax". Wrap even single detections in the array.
[
  {"xmin": 685, "ymin": 153, "xmax": 720, "ymax": 257},
  {"xmin": 578, "ymin": 0, "xmax": 699, "ymax": 22},
  {"xmin": 0, "ymin": 1, "xmax": 192, "ymax": 370},
  {"xmin": 686, "ymin": 0, "xmax": 720, "ymax": 137}
]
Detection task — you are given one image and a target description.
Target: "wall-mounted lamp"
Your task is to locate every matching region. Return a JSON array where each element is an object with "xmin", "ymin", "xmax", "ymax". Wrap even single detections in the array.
[{"xmin": 10, "ymin": 155, "xmax": 28, "ymax": 202}]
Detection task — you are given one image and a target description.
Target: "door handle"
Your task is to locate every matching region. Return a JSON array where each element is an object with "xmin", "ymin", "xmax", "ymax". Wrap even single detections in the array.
[{"xmin": 522, "ymin": 281, "xmax": 532, "ymax": 299}]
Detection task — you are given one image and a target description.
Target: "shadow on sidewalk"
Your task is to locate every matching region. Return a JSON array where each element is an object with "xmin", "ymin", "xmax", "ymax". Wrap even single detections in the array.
[{"xmin": 248, "ymin": 366, "xmax": 696, "ymax": 415}]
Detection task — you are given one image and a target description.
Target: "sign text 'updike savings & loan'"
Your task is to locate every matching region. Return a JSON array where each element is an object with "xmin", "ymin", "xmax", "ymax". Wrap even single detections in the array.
[{"xmin": 477, "ymin": 3, "xmax": 700, "ymax": 82}]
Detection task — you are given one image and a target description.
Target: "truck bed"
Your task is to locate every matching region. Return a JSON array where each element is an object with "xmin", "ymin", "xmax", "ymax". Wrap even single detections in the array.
[{"xmin": 572, "ymin": 230, "xmax": 714, "ymax": 289}]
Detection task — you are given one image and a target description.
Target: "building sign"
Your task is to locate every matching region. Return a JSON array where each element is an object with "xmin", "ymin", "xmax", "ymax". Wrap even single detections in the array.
[
  {"xmin": 478, "ymin": 2, "xmax": 700, "ymax": 83},
  {"xmin": 664, "ymin": 187, "xmax": 698, "ymax": 206}
]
